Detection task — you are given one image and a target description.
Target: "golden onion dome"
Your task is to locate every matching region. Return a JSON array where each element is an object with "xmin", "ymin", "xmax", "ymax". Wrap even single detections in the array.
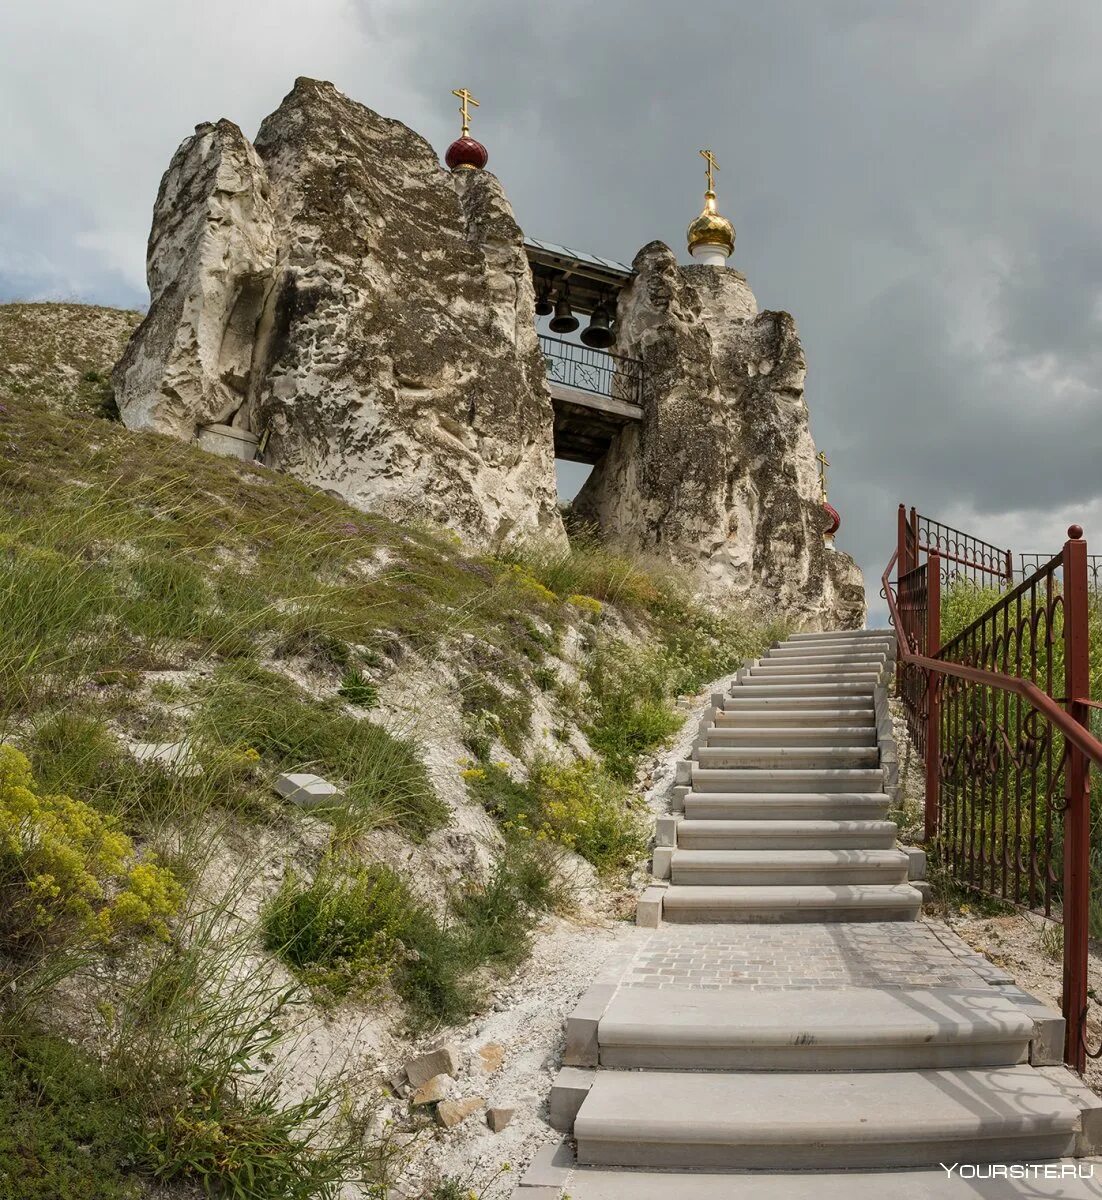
[{"xmin": 687, "ymin": 190, "xmax": 735, "ymax": 257}]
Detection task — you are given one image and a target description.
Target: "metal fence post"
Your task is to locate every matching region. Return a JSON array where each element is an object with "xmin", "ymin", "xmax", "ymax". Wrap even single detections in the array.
[
  {"xmin": 925, "ymin": 552, "xmax": 941, "ymax": 845},
  {"xmin": 1062, "ymin": 524, "xmax": 1090, "ymax": 1073},
  {"xmin": 897, "ymin": 504, "xmax": 909, "ymax": 695}
]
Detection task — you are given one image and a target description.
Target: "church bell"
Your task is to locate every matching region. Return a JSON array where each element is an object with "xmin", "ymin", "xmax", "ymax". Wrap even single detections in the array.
[
  {"xmin": 548, "ymin": 294, "xmax": 579, "ymax": 334},
  {"xmin": 534, "ymin": 286, "xmax": 554, "ymax": 317},
  {"xmin": 580, "ymin": 303, "xmax": 614, "ymax": 349}
]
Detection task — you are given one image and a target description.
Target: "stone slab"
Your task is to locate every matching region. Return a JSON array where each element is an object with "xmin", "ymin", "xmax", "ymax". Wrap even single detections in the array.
[
  {"xmin": 635, "ymin": 886, "xmax": 664, "ymax": 928},
  {"xmin": 549, "ymin": 1067, "xmax": 594, "ymax": 1133},
  {"xmin": 273, "ymin": 771, "xmax": 344, "ymax": 810},
  {"xmin": 554, "ymin": 1163, "xmax": 1102, "ymax": 1198},
  {"xmin": 564, "ymin": 984, "xmax": 617, "ymax": 1067},
  {"xmin": 574, "ymin": 1065, "xmax": 1079, "ymax": 1169}
]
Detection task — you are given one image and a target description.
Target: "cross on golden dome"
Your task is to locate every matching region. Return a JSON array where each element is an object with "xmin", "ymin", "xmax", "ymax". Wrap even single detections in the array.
[
  {"xmin": 686, "ymin": 148, "xmax": 735, "ymax": 261},
  {"xmin": 700, "ymin": 149, "xmax": 719, "ymax": 194},
  {"xmin": 452, "ymin": 87, "xmax": 479, "ymax": 136},
  {"xmin": 817, "ymin": 450, "xmax": 830, "ymax": 501}
]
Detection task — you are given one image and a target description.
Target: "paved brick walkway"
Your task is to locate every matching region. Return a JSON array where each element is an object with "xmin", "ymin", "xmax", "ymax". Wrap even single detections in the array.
[{"xmin": 618, "ymin": 919, "xmax": 1014, "ymax": 991}]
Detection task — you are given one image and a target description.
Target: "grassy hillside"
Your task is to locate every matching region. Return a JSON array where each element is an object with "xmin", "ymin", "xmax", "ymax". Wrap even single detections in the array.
[
  {"xmin": 0, "ymin": 304, "xmax": 782, "ymax": 1199},
  {"xmin": 0, "ymin": 301, "xmax": 140, "ymax": 417}
]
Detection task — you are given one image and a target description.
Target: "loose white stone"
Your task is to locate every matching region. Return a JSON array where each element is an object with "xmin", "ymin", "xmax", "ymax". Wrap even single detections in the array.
[
  {"xmin": 131, "ymin": 741, "xmax": 202, "ymax": 777},
  {"xmin": 273, "ymin": 772, "xmax": 343, "ymax": 811}
]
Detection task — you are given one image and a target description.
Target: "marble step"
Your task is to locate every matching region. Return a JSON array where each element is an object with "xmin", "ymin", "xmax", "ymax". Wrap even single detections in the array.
[
  {"xmin": 534, "ymin": 1162, "xmax": 1101, "ymax": 1199},
  {"xmin": 765, "ymin": 647, "xmax": 889, "ymax": 662},
  {"xmin": 695, "ymin": 745, "xmax": 880, "ymax": 770},
  {"xmin": 750, "ymin": 662, "xmax": 885, "ymax": 678},
  {"xmin": 714, "ymin": 706, "xmax": 876, "ymax": 727},
  {"xmin": 661, "ymin": 882, "xmax": 922, "ymax": 923},
  {"xmin": 723, "ymin": 694, "xmax": 875, "ymax": 711},
  {"xmin": 787, "ymin": 629, "xmax": 895, "ymax": 641},
  {"xmin": 670, "ymin": 848, "xmax": 910, "ymax": 887},
  {"xmin": 675, "ymin": 817, "xmax": 898, "ymax": 849},
  {"xmin": 690, "ymin": 765, "xmax": 885, "ymax": 793},
  {"xmin": 682, "ymin": 791, "xmax": 891, "ymax": 821},
  {"xmin": 737, "ymin": 677, "xmax": 879, "ymax": 692},
  {"xmin": 573, "ymin": 1065, "xmax": 1078, "ymax": 1169},
  {"xmin": 595, "ymin": 985, "xmax": 1034, "ymax": 1071},
  {"xmin": 704, "ymin": 725, "xmax": 877, "ymax": 747}
]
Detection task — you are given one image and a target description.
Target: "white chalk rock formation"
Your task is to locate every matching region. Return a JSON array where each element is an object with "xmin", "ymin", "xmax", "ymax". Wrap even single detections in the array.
[
  {"xmin": 115, "ymin": 119, "xmax": 277, "ymax": 439},
  {"xmin": 574, "ymin": 242, "xmax": 865, "ymax": 628},
  {"xmin": 116, "ymin": 78, "xmax": 564, "ymax": 549}
]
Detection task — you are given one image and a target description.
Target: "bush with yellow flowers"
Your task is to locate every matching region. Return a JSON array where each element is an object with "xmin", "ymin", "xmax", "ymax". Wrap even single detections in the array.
[
  {"xmin": 464, "ymin": 757, "xmax": 647, "ymax": 877},
  {"xmin": 0, "ymin": 744, "xmax": 182, "ymax": 954},
  {"xmin": 566, "ymin": 593, "xmax": 602, "ymax": 617}
]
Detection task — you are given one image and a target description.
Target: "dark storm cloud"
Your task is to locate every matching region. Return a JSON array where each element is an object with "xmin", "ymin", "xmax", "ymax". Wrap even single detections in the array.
[{"xmin": 4, "ymin": 0, "xmax": 1101, "ymax": 620}]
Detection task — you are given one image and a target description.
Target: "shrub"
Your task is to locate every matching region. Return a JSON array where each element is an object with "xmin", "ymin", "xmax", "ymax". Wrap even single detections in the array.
[
  {"xmin": 465, "ymin": 759, "xmax": 648, "ymax": 877},
  {"xmin": 583, "ymin": 644, "xmax": 683, "ymax": 782},
  {"xmin": 567, "ymin": 593, "xmax": 602, "ymax": 617},
  {"xmin": 113, "ymin": 907, "xmax": 375, "ymax": 1200},
  {"xmin": 529, "ymin": 760, "xmax": 648, "ymax": 875},
  {"xmin": 0, "ymin": 744, "xmax": 182, "ymax": 957},
  {"xmin": 262, "ymin": 863, "xmax": 419, "ymax": 998},
  {"xmin": 496, "ymin": 537, "xmax": 662, "ymax": 609},
  {"xmin": 0, "ymin": 1030, "xmax": 138, "ymax": 1200},
  {"xmin": 263, "ymin": 847, "xmax": 562, "ymax": 1026},
  {"xmin": 337, "ymin": 667, "xmax": 379, "ymax": 708},
  {"xmin": 459, "ymin": 672, "xmax": 532, "ymax": 758}
]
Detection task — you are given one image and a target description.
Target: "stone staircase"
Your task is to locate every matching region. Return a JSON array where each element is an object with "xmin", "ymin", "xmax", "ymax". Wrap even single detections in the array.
[
  {"xmin": 658, "ymin": 627, "xmax": 923, "ymax": 925},
  {"xmin": 516, "ymin": 629, "xmax": 1102, "ymax": 1198}
]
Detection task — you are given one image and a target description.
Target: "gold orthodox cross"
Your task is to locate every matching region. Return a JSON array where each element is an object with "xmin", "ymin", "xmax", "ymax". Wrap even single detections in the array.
[
  {"xmin": 452, "ymin": 88, "xmax": 479, "ymax": 136},
  {"xmin": 700, "ymin": 148, "xmax": 719, "ymax": 193},
  {"xmin": 816, "ymin": 450, "xmax": 830, "ymax": 501}
]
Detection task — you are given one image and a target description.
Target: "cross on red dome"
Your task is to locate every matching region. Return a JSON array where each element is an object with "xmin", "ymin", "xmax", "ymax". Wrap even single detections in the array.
[{"xmin": 445, "ymin": 135, "xmax": 488, "ymax": 171}]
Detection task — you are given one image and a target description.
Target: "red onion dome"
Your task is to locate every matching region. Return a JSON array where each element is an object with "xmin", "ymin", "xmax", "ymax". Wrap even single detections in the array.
[
  {"xmin": 822, "ymin": 500, "xmax": 841, "ymax": 537},
  {"xmin": 445, "ymin": 136, "xmax": 488, "ymax": 171}
]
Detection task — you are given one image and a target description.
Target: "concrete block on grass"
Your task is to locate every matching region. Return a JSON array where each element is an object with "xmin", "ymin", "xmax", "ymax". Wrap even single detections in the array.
[
  {"xmin": 132, "ymin": 740, "xmax": 202, "ymax": 777},
  {"xmin": 549, "ymin": 1067, "xmax": 594, "ymax": 1133},
  {"xmin": 651, "ymin": 846, "xmax": 673, "ymax": 880},
  {"xmin": 670, "ymin": 785, "xmax": 688, "ymax": 813},
  {"xmin": 274, "ymin": 772, "xmax": 344, "ymax": 811}
]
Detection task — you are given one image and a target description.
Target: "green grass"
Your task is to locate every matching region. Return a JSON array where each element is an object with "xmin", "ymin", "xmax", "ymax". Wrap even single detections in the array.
[
  {"xmin": 106, "ymin": 893, "xmax": 386, "ymax": 1200},
  {"xmin": 196, "ymin": 662, "xmax": 443, "ymax": 838},
  {"xmin": 464, "ymin": 759, "xmax": 649, "ymax": 877}
]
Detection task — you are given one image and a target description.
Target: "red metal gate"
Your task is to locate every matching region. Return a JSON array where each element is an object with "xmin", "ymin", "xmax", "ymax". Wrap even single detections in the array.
[{"xmin": 884, "ymin": 511, "xmax": 1100, "ymax": 1072}]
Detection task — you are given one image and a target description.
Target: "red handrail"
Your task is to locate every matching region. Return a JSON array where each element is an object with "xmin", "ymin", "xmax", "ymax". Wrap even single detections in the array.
[{"xmin": 882, "ymin": 547, "xmax": 1102, "ymax": 767}]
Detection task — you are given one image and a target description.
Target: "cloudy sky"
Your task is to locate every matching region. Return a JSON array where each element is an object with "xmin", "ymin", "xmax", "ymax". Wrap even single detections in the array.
[{"xmin": 3, "ymin": 0, "xmax": 1101, "ymax": 621}]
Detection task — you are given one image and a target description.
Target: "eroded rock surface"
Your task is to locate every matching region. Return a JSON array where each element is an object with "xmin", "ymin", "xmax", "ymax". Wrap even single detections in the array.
[
  {"xmin": 575, "ymin": 241, "xmax": 865, "ymax": 628},
  {"xmin": 115, "ymin": 120, "xmax": 276, "ymax": 439},
  {"xmin": 116, "ymin": 78, "xmax": 563, "ymax": 549}
]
